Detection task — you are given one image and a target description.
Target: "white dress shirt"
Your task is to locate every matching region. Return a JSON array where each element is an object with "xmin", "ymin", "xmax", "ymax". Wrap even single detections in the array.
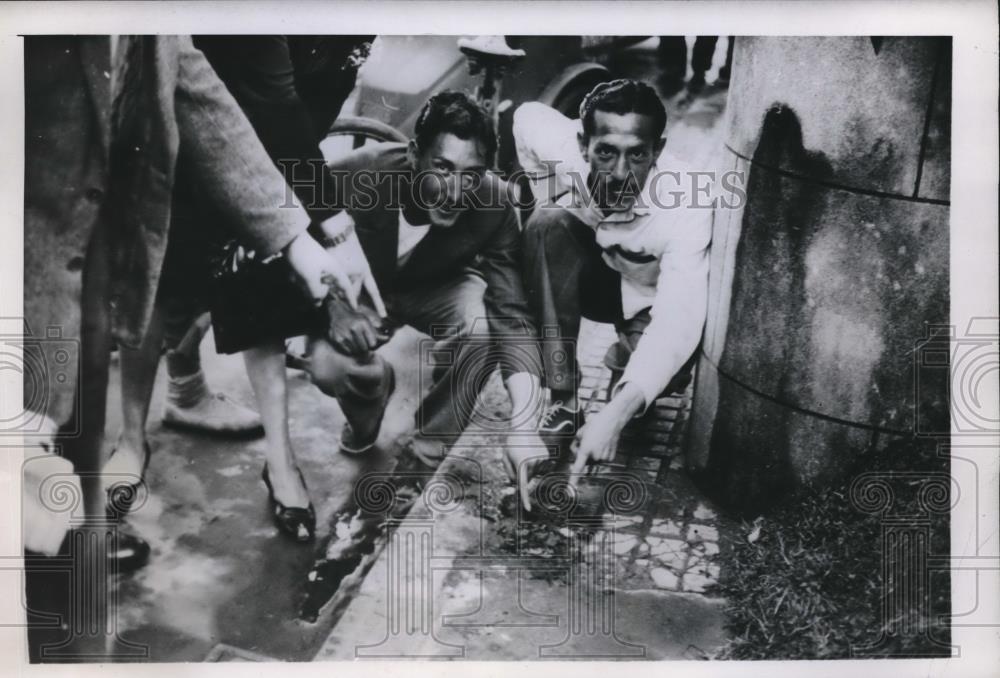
[
  {"xmin": 396, "ymin": 210, "xmax": 432, "ymax": 265},
  {"xmin": 514, "ymin": 102, "xmax": 713, "ymax": 410}
]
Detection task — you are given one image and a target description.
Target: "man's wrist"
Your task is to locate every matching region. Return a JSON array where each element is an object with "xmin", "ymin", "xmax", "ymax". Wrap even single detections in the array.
[
  {"xmin": 505, "ymin": 371, "xmax": 544, "ymax": 431},
  {"xmin": 605, "ymin": 381, "xmax": 646, "ymax": 423},
  {"xmin": 315, "ymin": 212, "xmax": 354, "ymax": 247}
]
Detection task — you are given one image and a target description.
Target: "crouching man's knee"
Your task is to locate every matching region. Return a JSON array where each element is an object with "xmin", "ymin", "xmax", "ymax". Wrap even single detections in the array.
[{"xmin": 307, "ymin": 338, "xmax": 390, "ymax": 401}]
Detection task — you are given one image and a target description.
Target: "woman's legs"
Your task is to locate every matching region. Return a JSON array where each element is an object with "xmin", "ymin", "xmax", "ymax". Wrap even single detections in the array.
[
  {"xmin": 243, "ymin": 339, "xmax": 310, "ymax": 508},
  {"xmin": 163, "ymin": 311, "xmax": 263, "ymax": 435},
  {"xmin": 103, "ymin": 305, "xmax": 166, "ymax": 485}
]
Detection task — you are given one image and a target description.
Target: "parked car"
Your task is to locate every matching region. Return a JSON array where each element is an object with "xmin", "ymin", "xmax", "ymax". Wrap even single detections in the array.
[{"xmin": 323, "ymin": 35, "xmax": 616, "ymax": 178}]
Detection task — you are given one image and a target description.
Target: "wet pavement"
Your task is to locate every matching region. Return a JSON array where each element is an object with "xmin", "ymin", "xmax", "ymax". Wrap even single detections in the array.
[
  {"xmin": 99, "ymin": 326, "xmax": 441, "ymax": 661},
  {"xmin": 32, "ymin": 37, "xmax": 736, "ymax": 662},
  {"xmin": 313, "ymin": 321, "xmax": 737, "ymax": 660}
]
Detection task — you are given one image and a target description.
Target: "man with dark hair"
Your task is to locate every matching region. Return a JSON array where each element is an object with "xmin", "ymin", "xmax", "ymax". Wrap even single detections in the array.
[
  {"xmin": 515, "ymin": 78, "xmax": 712, "ymax": 474},
  {"xmin": 305, "ymin": 90, "xmax": 546, "ymax": 508}
]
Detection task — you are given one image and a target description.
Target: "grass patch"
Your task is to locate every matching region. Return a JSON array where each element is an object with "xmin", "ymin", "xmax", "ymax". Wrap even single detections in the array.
[{"xmin": 715, "ymin": 436, "xmax": 951, "ymax": 659}]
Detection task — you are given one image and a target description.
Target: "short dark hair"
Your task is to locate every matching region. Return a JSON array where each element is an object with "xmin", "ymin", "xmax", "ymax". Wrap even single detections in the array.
[
  {"xmin": 579, "ymin": 79, "xmax": 667, "ymax": 140},
  {"xmin": 414, "ymin": 90, "xmax": 497, "ymax": 163}
]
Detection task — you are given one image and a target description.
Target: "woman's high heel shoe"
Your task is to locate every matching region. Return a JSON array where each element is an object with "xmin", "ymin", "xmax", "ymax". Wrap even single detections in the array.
[
  {"xmin": 105, "ymin": 441, "xmax": 152, "ymax": 521},
  {"xmin": 261, "ymin": 464, "xmax": 316, "ymax": 542}
]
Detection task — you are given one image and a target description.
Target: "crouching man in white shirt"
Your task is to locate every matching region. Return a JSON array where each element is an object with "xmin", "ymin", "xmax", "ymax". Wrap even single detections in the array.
[{"xmin": 513, "ymin": 79, "xmax": 712, "ymax": 476}]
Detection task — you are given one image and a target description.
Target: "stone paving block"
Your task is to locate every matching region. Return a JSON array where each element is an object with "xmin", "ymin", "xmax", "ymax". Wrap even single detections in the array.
[
  {"xmin": 649, "ymin": 518, "xmax": 685, "ymax": 538},
  {"xmin": 651, "ymin": 567, "xmax": 681, "ymax": 590},
  {"xmin": 692, "ymin": 503, "xmax": 717, "ymax": 521},
  {"xmin": 687, "ymin": 524, "xmax": 719, "ymax": 543},
  {"xmin": 648, "ymin": 538, "xmax": 689, "ymax": 571},
  {"xmin": 682, "ymin": 562, "xmax": 722, "ymax": 595},
  {"xmin": 681, "ymin": 571, "xmax": 712, "ymax": 594},
  {"xmin": 690, "ymin": 540, "xmax": 720, "ymax": 558},
  {"xmin": 611, "ymin": 534, "xmax": 641, "ymax": 556},
  {"xmin": 649, "ymin": 536, "xmax": 688, "ymax": 555},
  {"xmin": 609, "ymin": 513, "xmax": 645, "ymax": 526}
]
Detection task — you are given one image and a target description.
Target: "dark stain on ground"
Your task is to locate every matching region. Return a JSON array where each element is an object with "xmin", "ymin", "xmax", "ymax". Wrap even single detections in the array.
[{"xmin": 298, "ymin": 453, "xmax": 430, "ymax": 623}]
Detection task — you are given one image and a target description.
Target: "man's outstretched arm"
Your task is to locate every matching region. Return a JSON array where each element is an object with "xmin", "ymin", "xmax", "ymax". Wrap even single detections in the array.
[{"xmin": 573, "ymin": 213, "xmax": 712, "ymax": 471}]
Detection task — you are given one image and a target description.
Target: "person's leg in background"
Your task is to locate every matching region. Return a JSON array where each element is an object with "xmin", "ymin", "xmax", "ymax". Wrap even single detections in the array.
[
  {"xmin": 243, "ymin": 339, "xmax": 315, "ymax": 541},
  {"xmin": 688, "ymin": 36, "xmax": 719, "ymax": 93},
  {"xmin": 717, "ymin": 36, "xmax": 735, "ymax": 85},
  {"xmin": 101, "ymin": 306, "xmax": 165, "ymax": 505},
  {"xmin": 31, "ymin": 212, "xmax": 151, "ymax": 660},
  {"xmin": 152, "ymin": 188, "xmax": 262, "ymax": 438},
  {"xmin": 104, "ymin": 294, "xmax": 263, "ymax": 514},
  {"xmin": 604, "ymin": 309, "xmax": 698, "ymax": 405},
  {"xmin": 657, "ymin": 36, "xmax": 689, "ymax": 95},
  {"xmin": 160, "ymin": 303, "xmax": 263, "ymax": 436},
  {"xmin": 69, "ymin": 216, "xmax": 116, "ymax": 525}
]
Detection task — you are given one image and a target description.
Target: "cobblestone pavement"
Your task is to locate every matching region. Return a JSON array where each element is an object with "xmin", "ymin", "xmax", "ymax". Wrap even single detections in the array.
[
  {"xmin": 314, "ymin": 318, "xmax": 737, "ymax": 660},
  {"xmin": 575, "ymin": 320, "xmax": 732, "ymax": 597}
]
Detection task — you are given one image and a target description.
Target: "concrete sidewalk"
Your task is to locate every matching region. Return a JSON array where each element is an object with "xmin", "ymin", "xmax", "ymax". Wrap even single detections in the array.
[{"xmin": 105, "ymin": 327, "xmax": 433, "ymax": 661}]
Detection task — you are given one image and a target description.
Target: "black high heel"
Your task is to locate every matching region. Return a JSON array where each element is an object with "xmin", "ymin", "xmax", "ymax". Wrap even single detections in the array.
[
  {"xmin": 262, "ymin": 464, "xmax": 316, "ymax": 543},
  {"xmin": 105, "ymin": 441, "xmax": 152, "ymax": 521}
]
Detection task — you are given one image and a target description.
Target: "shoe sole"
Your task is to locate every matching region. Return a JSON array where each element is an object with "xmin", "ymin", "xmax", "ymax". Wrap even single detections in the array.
[{"xmin": 540, "ymin": 421, "xmax": 576, "ymax": 436}]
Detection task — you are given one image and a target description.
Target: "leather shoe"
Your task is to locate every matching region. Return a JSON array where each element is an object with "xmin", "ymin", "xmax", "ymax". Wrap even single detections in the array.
[
  {"xmin": 59, "ymin": 528, "xmax": 151, "ymax": 574},
  {"xmin": 107, "ymin": 531, "xmax": 152, "ymax": 573},
  {"xmin": 339, "ymin": 362, "xmax": 396, "ymax": 455},
  {"xmin": 104, "ymin": 441, "xmax": 151, "ymax": 521}
]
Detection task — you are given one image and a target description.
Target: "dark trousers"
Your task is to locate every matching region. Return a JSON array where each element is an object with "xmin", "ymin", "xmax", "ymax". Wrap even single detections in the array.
[
  {"xmin": 522, "ymin": 210, "xmax": 658, "ymax": 401},
  {"xmin": 309, "ymin": 272, "xmax": 495, "ymax": 450},
  {"xmin": 27, "ymin": 214, "xmax": 119, "ymax": 661},
  {"xmin": 64, "ymin": 215, "xmax": 115, "ymax": 518}
]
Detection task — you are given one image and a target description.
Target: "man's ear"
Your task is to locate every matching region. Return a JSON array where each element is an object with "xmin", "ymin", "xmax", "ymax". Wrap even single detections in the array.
[
  {"xmin": 406, "ymin": 139, "xmax": 420, "ymax": 169},
  {"xmin": 654, "ymin": 136, "xmax": 666, "ymax": 159},
  {"xmin": 577, "ymin": 131, "xmax": 589, "ymax": 162}
]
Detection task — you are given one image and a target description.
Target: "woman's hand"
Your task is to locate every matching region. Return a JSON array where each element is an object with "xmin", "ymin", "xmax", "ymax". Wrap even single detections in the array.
[
  {"xmin": 319, "ymin": 213, "xmax": 387, "ymax": 318},
  {"xmin": 283, "ymin": 230, "xmax": 356, "ymax": 307}
]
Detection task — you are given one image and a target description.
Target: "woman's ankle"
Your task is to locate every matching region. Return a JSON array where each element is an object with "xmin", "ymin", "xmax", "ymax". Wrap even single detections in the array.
[{"xmin": 115, "ymin": 433, "xmax": 147, "ymax": 459}]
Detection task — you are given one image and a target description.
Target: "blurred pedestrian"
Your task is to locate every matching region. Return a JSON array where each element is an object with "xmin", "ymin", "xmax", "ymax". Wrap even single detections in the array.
[{"xmin": 657, "ymin": 36, "xmax": 734, "ymax": 94}]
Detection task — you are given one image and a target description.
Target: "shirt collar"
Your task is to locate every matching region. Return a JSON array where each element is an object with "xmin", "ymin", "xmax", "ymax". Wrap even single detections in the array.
[{"xmin": 561, "ymin": 165, "xmax": 657, "ymax": 228}]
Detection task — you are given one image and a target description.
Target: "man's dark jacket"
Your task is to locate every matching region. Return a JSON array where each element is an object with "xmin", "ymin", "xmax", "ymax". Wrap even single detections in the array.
[{"xmin": 328, "ymin": 142, "xmax": 541, "ymax": 379}]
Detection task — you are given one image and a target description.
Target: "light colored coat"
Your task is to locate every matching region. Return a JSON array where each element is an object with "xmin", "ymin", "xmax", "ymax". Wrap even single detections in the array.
[{"xmin": 23, "ymin": 35, "xmax": 309, "ymax": 428}]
